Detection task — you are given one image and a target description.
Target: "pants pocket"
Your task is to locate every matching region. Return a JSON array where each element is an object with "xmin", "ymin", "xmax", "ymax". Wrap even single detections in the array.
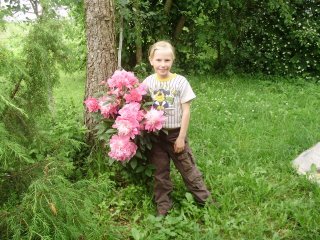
[{"xmin": 177, "ymin": 152, "xmax": 193, "ymax": 172}]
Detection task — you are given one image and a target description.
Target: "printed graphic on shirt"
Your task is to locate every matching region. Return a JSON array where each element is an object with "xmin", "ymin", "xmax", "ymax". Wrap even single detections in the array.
[
  {"xmin": 151, "ymin": 88, "xmax": 177, "ymax": 112},
  {"xmin": 143, "ymin": 74, "xmax": 195, "ymax": 129}
]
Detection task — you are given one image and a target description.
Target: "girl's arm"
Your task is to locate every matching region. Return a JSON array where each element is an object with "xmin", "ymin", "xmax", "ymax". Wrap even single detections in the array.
[{"xmin": 174, "ymin": 101, "xmax": 191, "ymax": 153}]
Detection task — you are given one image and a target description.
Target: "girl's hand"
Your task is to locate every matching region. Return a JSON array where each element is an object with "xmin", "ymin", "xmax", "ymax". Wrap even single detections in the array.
[{"xmin": 174, "ymin": 137, "xmax": 185, "ymax": 153}]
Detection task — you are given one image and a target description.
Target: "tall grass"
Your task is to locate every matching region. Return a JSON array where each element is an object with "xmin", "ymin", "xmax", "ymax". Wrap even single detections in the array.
[
  {"xmin": 54, "ymin": 70, "xmax": 86, "ymax": 113},
  {"xmin": 54, "ymin": 73, "xmax": 320, "ymax": 239}
]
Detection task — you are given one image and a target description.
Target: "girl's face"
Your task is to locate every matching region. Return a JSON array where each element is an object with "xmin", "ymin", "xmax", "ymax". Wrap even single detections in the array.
[{"xmin": 149, "ymin": 48, "xmax": 174, "ymax": 79}]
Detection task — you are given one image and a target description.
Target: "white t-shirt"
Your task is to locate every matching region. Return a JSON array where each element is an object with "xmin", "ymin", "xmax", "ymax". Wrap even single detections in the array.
[{"xmin": 143, "ymin": 74, "xmax": 196, "ymax": 129}]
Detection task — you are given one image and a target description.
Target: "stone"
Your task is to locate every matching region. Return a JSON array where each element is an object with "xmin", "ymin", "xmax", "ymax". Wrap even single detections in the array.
[{"xmin": 292, "ymin": 142, "xmax": 320, "ymax": 184}]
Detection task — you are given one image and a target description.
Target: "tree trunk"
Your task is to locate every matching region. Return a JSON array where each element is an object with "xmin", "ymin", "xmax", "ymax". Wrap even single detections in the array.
[
  {"xmin": 84, "ymin": 0, "xmax": 117, "ymax": 145},
  {"xmin": 133, "ymin": 0, "xmax": 142, "ymax": 65},
  {"xmin": 216, "ymin": 0, "xmax": 222, "ymax": 68},
  {"xmin": 164, "ymin": 0, "xmax": 173, "ymax": 14},
  {"xmin": 173, "ymin": 15, "xmax": 186, "ymax": 41},
  {"xmin": 29, "ymin": 0, "xmax": 40, "ymax": 17}
]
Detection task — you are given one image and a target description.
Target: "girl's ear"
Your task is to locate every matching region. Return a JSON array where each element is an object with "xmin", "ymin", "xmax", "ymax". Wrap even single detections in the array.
[{"xmin": 149, "ymin": 57, "xmax": 153, "ymax": 66}]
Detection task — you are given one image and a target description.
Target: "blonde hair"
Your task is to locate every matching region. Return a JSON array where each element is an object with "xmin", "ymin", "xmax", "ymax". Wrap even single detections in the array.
[{"xmin": 148, "ymin": 41, "xmax": 175, "ymax": 61}]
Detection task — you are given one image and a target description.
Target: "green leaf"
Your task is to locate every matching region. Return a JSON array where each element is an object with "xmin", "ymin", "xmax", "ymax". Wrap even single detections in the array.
[
  {"xmin": 0, "ymin": 95, "xmax": 28, "ymax": 118},
  {"xmin": 145, "ymin": 168, "xmax": 152, "ymax": 177},
  {"xmin": 131, "ymin": 227, "xmax": 141, "ymax": 240},
  {"xmin": 185, "ymin": 192, "xmax": 194, "ymax": 202},
  {"xmin": 143, "ymin": 101, "xmax": 153, "ymax": 108},
  {"xmin": 105, "ymin": 128, "xmax": 117, "ymax": 134},
  {"xmin": 135, "ymin": 150, "xmax": 143, "ymax": 159},
  {"xmin": 130, "ymin": 158, "xmax": 138, "ymax": 169},
  {"xmin": 135, "ymin": 165, "xmax": 145, "ymax": 173},
  {"xmin": 146, "ymin": 142, "xmax": 152, "ymax": 150},
  {"xmin": 161, "ymin": 129, "xmax": 168, "ymax": 135},
  {"xmin": 98, "ymin": 134, "xmax": 110, "ymax": 142},
  {"xmin": 108, "ymin": 157, "xmax": 116, "ymax": 166}
]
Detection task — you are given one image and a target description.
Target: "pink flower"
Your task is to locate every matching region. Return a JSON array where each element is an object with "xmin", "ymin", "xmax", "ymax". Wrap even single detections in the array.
[
  {"xmin": 108, "ymin": 135, "xmax": 138, "ymax": 161},
  {"xmin": 99, "ymin": 102, "xmax": 118, "ymax": 119},
  {"xmin": 125, "ymin": 71, "xmax": 140, "ymax": 86},
  {"xmin": 98, "ymin": 97, "xmax": 119, "ymax": 118},
  {"xmin": 124, "ymin": 84, "xmax": 147, "ymax": 103},
  {"xmin": 112, "ymin": 117, "xmax": 140, "ymax": 138},
  {"xmin": 84, "ymin": 97, "xmax": 99, "ymax": 112},
  {"xmin": 107, "ymin": 70, "xmax": 139, "ymax": 90},
  {"xmin": 85, "ymin": 70, "xmax": 166, "ymax": 162},
  {"xmin": 108, "ymin": 88, "xmax": 124, "ymax": 98},
  {"xmin": 144, "ymin": 109, "xmax": 166, "ymax": 132},
  {"xmin": 114, "ymin": 102, "xmax": 143, "ymax": 138},
  {"xmin": 118, "ymin": 102, "xmax": 144, "ymax": 122}
]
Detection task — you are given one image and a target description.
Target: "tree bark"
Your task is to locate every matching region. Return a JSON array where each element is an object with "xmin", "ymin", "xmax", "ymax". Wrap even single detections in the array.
[
  {"xmin": 164, "ymin": 0, "xmax": 173, "ymax": 15},
  {"xmin": 29, "ymin": 0, "xmax": 40, "ymax": 17},
  {"xmin": 133, "ymin": 0, "xmax": 142, "ymax": 65},
  {"xmin": 173, "ymin": 15, "xmax": 186, "ymax": 41},
  {"xmin": 84, "ymin": 0, "xmax": 117, "ymax": 145},
  {"xmin": 216, "ymin": 0, "xmax": 222, "ymax": 68}
]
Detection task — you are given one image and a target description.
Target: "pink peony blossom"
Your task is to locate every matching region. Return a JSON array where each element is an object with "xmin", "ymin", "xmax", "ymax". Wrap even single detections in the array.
[
  {"xmin": 85, "ymin": 70, "xmax": 166, "ymax": 162},
  {"xmin": 107, "ymin": 88, "xmax": 125, "ymax": 98},
  {"xmin": 125, "ymin": 71, "xmax": 140, "ymax": 86},
  {"xmin": 108, "ymin": 135, "xmax": 138, "ymax": 161},
  {"xmin": 107, "ymin": 70, "xmax": 139, "ymax": 90},
  {"xmin": 118, "ymin": 102, "xmax": 144, "ymax": 122},
  {"xmin": 124, "ymin": 84, "xmax": 147, "ymax": 103},
  {"xmin": 114, "ymin": 102, "xmax": 143, "ymax": 138},
  {"xmin": 98, "ymin": 96, "xmax": 119, "ymax": 118},
  {"xmin": 99, "ymin": 102, "xmax": 118, "ymax": 119},
  {"xmin": 112, "ymin": 117, "xmax": 140, "ymax": 138},
  {"xmin": 144, "ymin": 109, "xmax": 166, "ymax": 132},
  {"xmin": 84, "ymin": 97, "xmax": 99, "ymax": 112}
]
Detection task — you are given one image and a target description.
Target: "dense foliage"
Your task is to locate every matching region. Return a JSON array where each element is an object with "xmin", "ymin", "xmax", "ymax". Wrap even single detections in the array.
[
  {"xmin": 116, "ymin": 0, "xmax": 319, "ymax": 79},
  {"xmin": 233, "ymin": 0, "xmax": 319, "ymax": 79},
  {"xmin": 0, "ymin": 15, "xmax": 88, "ymax": 239},
  {"xmin": 2, "ymin": 0, "xmax": 318, "ymax": 78}
]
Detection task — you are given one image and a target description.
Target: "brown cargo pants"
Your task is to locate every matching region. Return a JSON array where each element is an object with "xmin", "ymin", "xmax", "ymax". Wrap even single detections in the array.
[{"xmin": 150, "ymin": 128, "xmax": 211, "ymax": 212}]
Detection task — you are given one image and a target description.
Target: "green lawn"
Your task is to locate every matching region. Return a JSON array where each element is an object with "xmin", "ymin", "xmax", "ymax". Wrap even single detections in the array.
[
  {"xmin": 55, "ymin": 73, "xmax": 320, "ymax": 239},
  {"xmin": 187, "ymin": 76, "xmax": 320, "ymax": 239}
]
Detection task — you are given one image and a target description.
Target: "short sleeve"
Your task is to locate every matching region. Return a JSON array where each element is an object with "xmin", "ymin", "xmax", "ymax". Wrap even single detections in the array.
[{"xmin": 180, "ymin": 79, "xmax": 196, "ymax": 103}]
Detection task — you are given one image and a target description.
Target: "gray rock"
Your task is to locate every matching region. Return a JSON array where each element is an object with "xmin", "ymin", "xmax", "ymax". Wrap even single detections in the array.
[{"xmin": 292, "ymin": 142, "xmax": 320, "ymax": 183}]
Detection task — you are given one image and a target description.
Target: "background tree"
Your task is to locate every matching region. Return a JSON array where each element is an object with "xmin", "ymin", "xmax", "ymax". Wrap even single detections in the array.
[
  {"xmin": 84, "ymin": 0, "xmax": 117, "ymax": 145},
  {"xmin": 113, "ymin": 0, "xmax": 319, "ymax": 79},
  {"xmin": 0, "ymin": 2, "xmax": 107, "ymax": 238}
]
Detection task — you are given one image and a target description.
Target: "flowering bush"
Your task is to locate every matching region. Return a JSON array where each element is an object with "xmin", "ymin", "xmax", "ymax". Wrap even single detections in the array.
[{"xmin": 84, "ymin": 70, "xmax": 165, "ymax": 166}]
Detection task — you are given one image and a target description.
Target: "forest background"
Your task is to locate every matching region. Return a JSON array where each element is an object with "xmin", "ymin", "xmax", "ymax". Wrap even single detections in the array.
[{"xmin": 0, "ymin": 0, "xmax": 320, "ymax": 239}]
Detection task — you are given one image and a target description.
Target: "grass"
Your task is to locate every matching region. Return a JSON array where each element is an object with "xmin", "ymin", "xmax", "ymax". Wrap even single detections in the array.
[
  {"xmin": 55, "ymin": 73, "xmax": 320, "ymax": 239},
  {"xmin": 3, "ymin": 21, "xmax": 320, "ymax": 239},
  {"xmin": 54, "ymin": 70, "xmax": 86, "ymax": 114},
  {"xmin": 188, "ymin": 76, "xmax": 320, "ymax": 239}
]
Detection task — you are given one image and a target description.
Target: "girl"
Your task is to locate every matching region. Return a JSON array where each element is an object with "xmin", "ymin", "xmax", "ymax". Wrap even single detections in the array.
[{"xmin": 143, "ymin": 41, "xmax": 215, "ymax": 216}]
